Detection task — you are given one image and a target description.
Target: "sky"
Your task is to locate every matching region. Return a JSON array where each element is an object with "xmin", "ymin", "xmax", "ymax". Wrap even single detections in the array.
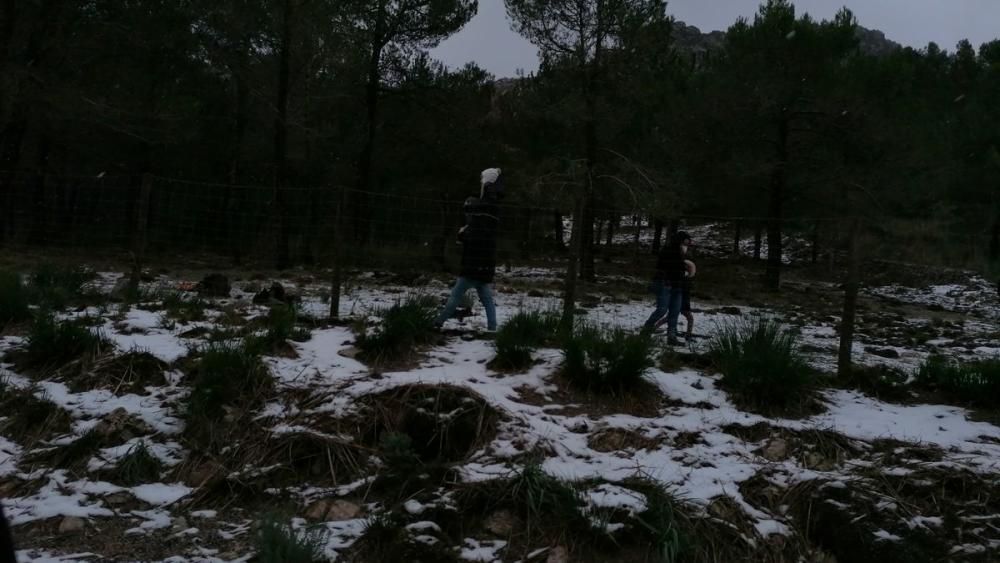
[{"xmin": 431, "ymin": 0, "xmax": 1000, "ymax": 78}]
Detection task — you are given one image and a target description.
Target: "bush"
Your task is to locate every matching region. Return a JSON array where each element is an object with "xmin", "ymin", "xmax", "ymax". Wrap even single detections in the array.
[
  {"xmin": 491, "ymin": 311, "xmax": 562, "ymax": 371},
  {"xmin": 29, "ymin": 264, "xmax": 93, "ymax": 308},
  {"xmin": 509, "ymin": 463, "xmax": 584, "ymax": 525},
  {"xmin": 248, "ymin": 304, "xmax": 311, "ymax": 355},
  {"xmin": 627, "ymin": 479, "xmax": 686, "ymax": 563},
  {"xmin": 186, "ymin": 341, "xmax": 272, "ymax": 424},
  {"xmin": 915, "ymin": 355, "xmax": 1000, "ymax": 407},
  {"xmin": 709, "ymin": 316, "xmax": 813, "ymax": 413},
  {"xmin": 378, "ymin": 432, "xmax": 421, "ymax": 477},
  {"xmin": 0, "ymin": 270, "xmax": 31, "ymax": 326},
  {"xmin": 255, "ymin": 513, "xmax": 329, "ymax": 563},
  {"xmin": 356, "ymin": 297, "xmax": 438, "ymax": 365},
  {"xmin": 26, "ymin": 312, "xmax": 107, "ymax": 368},
  {"xmin": 111, "ymin": 441, "xmax": 164, "ymax": 485},
  {"xmin": 161, "ymin": 291, "xmax": 207, "ymax": 323},
  {"xmin": 562, "ymin": 326, "xmax": 654, "ymax": 392}
]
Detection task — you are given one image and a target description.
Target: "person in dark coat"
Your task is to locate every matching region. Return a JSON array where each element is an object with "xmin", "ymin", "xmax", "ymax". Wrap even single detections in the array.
[
  {"xmin": 1, "ymin": 502, "xmax": 16, "ymax": 563},
  {"xmin": 434, "ymin": 168, "xmax": 503, "ymax": 331},
  {"xmin": 644, "ymin": 230, "xmax": 691, "ymax": 344}
]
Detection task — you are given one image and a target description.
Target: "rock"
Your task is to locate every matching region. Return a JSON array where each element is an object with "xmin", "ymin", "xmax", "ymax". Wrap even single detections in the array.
[
  {"xmin": 305, "ymin": 500, "xmax": 332, "ymax": 521},
  {"xmin": 171, "ymin": 516, "xmax": 189, "ymax": 533},
  {"xmin": 484, "ymin": 510, "xmax": 516, "ymax": 536},
  {"xmin": 865, "ymin": 347, "xmax": 900, "ymax": 359},
  {"xmin": 253, "ymin": 282, "xmax": 297, "ymax": 305},
  {"xmin": 546, "ymin": 546, "xmax": 570, "ymax": 563},
  {"xmin": 104, "ymin": 492, "xmax": 134, "ymax": 507},
  {"xmin": 325, "ymin": 500, "xmax": 361, "ymax": 521},
  {"xmin": 59, "ymin": 516, "xmax": 86, "ymax": 534},
  {"xmin": 805, "ymin": 452, "xmax": 836, "ymax": 471},
  {"xmin": 185, "ymin": 460, "xmax": 224, "ymax": 487},
  {"xmin": 338, "ymin": 346, "xmax": 361, "ymax": 360},
  {"xmin": 92, "ymin": 408, "xmax": 152, "ymax": 441},
  {"xmin": 527, "ymin": 289, "xmax": 546, "ymax": 298},
  {"xmin": 762, "ymin": 438, "xmax": 789, "ymax": 461},
  {"xmin": 196, "ymin": 274, "xmax": 231, "ymax": 297},
  {"xmin": 719, "ymin": 306, "xmax": 742, "ymax": 316}
]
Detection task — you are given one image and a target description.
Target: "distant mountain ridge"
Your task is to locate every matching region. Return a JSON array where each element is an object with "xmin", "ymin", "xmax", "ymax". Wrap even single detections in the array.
[{"xmin": 671, "ymin": 20, "xmax": 902, "ymax": 57}]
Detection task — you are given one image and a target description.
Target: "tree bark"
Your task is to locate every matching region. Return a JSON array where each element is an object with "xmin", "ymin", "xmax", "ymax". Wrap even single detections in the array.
[
  {"xmin": 353, "ymin": 4, "xmax": 386, "ymax": 246},
  {"xmin": 272, "ymin": 0, "xmax": 293, "ymax": 270},
  {"xmin": 652, "ymin": 219, "xmax": 664, "ymax": 253},
  {"xmin": 553, "ymin": 209, "xmax": 564, "ymax": 251},
  {"xmin": 732, "ymin": 220, "xmax": 742, "ymax": 257},
  {"xmin": 562, "ymin": 193, "xmax": 585, "ymax": 329},
  {"xmin": 838, "ymin": 219, "xmax": 861, "ymax": 378},
  {"xmin": 753, "ymin": 225, "xmax": 763, "ymax": 260},
  {"xmin": 765, "ymin": 114, "xmax": 790, "ymax": 290}
]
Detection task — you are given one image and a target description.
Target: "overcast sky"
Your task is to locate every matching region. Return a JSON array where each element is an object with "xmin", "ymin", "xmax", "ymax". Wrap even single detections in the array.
[{"xmin": 431, "ymin": 0, "xmax": 1000, "ymax": 78}]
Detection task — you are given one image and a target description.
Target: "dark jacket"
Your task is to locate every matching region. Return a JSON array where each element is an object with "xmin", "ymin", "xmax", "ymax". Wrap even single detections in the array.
[
  {"xmin": 0, "ymin": 503, "xmax": 15, "ymax": 563},
  {"xmin": 653, "ymin": 243, "xmax": 686, "ymax": 286},
  {"xmin": 458, "ymin": 197, "xmax": 499, "ymax": 283}
]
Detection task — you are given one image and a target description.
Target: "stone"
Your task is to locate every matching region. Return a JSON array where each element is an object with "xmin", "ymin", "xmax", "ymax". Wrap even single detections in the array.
[
  {"xmin": 171, "ymin": 516, "xmax": 189, "ymax": 533},
  {"xmin": 761, "ymin": 438, "xmax": 788, "ymax": 462},
  {"xmin": 719, "ymin": 306, "xmax": 743, "ymax": 316},
  {"xmin": 484, "ymin": 509, "xmax": 516, "ymax": 536},
  {"xmin": 59, "ymin": 516, "xmax": 86, "ymax": 534},
  {"xmin": 186, "ymin": 460, "xmax": 224, "ymax": 487},
  {"xmin": 196, "ymin": 274, "xmax": 231, "ymax": 297},
  {"xmin": 305, "ymin": 500, "xmax": 332, "ymax": 521},
  {"xmin": 546, "ymin": 546, "xmax": 570, "ymax": 563},
  {"xmin": 865, "ymin": 347, "xmax": 900, "ymax": 359},
  {"xmin": 104, "ymin": 492, "xmax": 134, "ymax": 507},
  {"xmin": 325, "ymin": 500, "xmax": 362, "ymax": 521}
]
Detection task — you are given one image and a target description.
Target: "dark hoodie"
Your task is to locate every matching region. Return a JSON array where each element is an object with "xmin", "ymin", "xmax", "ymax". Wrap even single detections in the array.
[
  {"xmin": 653, "ymin": 232, "xmax": 689, "ymax": 286},
  {"xmin": 458, "ymin": 176, "xmax": 502, "ymax": 283}
]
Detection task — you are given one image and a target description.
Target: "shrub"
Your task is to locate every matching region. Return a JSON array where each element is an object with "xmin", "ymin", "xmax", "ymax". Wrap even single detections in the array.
[
  {"xmin": 915, "ymin": 355, "xmax": 1000, "ymax": 407},
  {"xmin": 508, "ymin": 463, "xmax": 585, "ymax": 526},
  {"xmin": 186, "ymin": 341, "xmax": 272, "ymax": 425},
  {"xmin": 626, "ymin": 479, "xmax": 687, "ymax": 563},
  {"xmin": 562, "ymin": 326, "xmax": 654, "ymax": 392},
  {"xmin": 111, "ymin": 441, "xmax": 164, "ymax": 485},
  {"xmin": 0, "ymin": 270, "xmax": 31, "ymax": 326},
  {"xmin": 161, "ymin": 291, "xmax": 207, "ymax": 323},
  {"xmin": 378, "ymin": 432, "xmax": 421, "ymax": 477},
  {"xmin": 709, "ymin": 316, "xmax": 813, "ymax": 413},
  {"xmin": 248, "ymin": 304, "xmax": 311, "ymax": 355},
  {"xmin": 0, "ymin": 388, "xmax": 72, "ymax": 444},
  {"xmin": 491, "ymin": 311, "xmax": 562, "ymax": 371},
  {"xmin": 26, "ymin": 312, "xmax": 107, "ymax": 368},
  {"xmin": 356, "ymin": 297, "xmax": 438, "ymax": 365},
  {"xmin": 29, "ymin": 264, "xmax": 93, "ymax": 308},
  {"xmin": 255, "ymin": 513, "xmax": 329, "ymax": 563}
]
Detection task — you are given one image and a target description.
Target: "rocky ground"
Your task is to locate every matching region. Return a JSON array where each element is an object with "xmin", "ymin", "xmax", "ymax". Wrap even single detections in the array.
[{"xmin": 1, "ymin": 234, "xmax": 999, "ymax": 562}]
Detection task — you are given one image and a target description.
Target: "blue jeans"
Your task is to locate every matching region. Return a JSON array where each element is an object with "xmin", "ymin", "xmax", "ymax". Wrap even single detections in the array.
[
  {"xmin": 435, "ymin": 277, "xmax": 497, "ymax": 330},
  {"xmin": 644, "ymin": 281, "xmax": 682, "ymax": 334}
]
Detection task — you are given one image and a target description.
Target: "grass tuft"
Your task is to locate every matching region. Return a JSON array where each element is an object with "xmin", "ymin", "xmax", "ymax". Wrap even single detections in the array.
[
  {"xmin": 29, "ymin": 263, "xmax": 93, "ymax": 309},
  {"xmin": 709, "ymin": 316, "xmax": 813, "ymax": 414},
  {"xmin": 915, "ymin": 355, "xmax": 1000, "ymax": 407},
  {"xmin": 160, "ymin": 291, "xmax": 208, "ymax": 323},
  {"xmin": 255, "ymin": 513, "xmax": 329, "ymax": 563},
  {"xmin": 562, "ymin": 325, "xmax": 654, "ymax": 392},
  {"xmin": 111, "ymin": 441, "xmax": 165, "ymax": 486},
  {"xmin": 25, "ymin": 312, "xmax": 107, "ymax": 369},
  {"xmin": 185, "ymin": 341, "xmax": 273, "ymax": 448},
  {"xmin": 0, "ymin": 270, "xmax": 31, "ymax": 327},
  {"xmin": 356, "ymin": 297, "xmax": 438, "ymax": 365},
  {"xmin": 491, "ymin": 310, "xmax": 562, "ymax": 371},
  {"xmin": 248, "ymin": 304, "xmax": 311, "ymax": 355}
]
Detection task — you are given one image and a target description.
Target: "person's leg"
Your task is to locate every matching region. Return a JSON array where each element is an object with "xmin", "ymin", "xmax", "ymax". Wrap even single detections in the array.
[
  {"xmin": 682, "ymin": 288, "xmax": 693, "ymax": 337},
  {"xmin": 435, "ymin": 277, "xmax": 472, "ymax": 327},
  {"xmin": 666, "ymin": 286, "xmax": 684, "ymax": 340},
  {"xmin": 473, "ymin": 281, "xmax": 497, "ymax": 331},
  {"xmin": 644, "ymin": 281, "xmax": 669, "ymax": 329}
]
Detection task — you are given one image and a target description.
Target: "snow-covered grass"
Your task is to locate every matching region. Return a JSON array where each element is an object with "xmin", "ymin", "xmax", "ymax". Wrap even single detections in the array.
[{"xmin": 1, "ymin": 263, "xmax": 998, "ymax": 562}]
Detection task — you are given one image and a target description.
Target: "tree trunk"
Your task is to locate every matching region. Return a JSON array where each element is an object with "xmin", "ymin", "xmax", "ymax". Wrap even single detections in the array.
[
  {"xmin": 652, "ymin": 219, "xmax": 664, "ymax": 253},
  {"xmin": 272, "ymin": 0, "xmax": 293, "ymax": 270},
  {"xmin": 562, "ymin": 193, "xmax": 585, "ymax": 328},
  {"xmin": 765, "ymin": 114, "xmax": 790, "ymax": 290},
  {"xmin": 353, "ymin": 10, "xmax": 386, "ymax": 246},
  {"xmin": 227, "ymin": 34, "xmax": 250, "ymax": 263},
  {"xmin": 521, "ymin": 206, "xmax": 533, "ymax": 260},
  {"xmin": 989, "ymin": 212, "xmax": 999, "ymax": 262},
  {"xmin": 753, "ymin": 225, "xmax": 762, "ymax": 260},
  {"xmin": 732, "ymin": 220, "xmax": 742, "ymax": 257},
  {"xmin": 838, "ymin": 219, "xmax": 861, "ymax": 378},
  {"xmin": 553, "ymin": 209, "xmax": 564, "ymax": 251},
  {"xmin": 811, "ymin": 221, "xmax": 820, "ymax": 264}
]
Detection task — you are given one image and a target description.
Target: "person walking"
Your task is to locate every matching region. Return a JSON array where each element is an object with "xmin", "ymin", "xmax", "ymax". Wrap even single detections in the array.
[
  {"xmin": 434, "ymin": 168, "xmax": 503, "ymax": 332},
  {"xmin": 644, "ymin": 231, "xmax": 691, "ymax": 344}
]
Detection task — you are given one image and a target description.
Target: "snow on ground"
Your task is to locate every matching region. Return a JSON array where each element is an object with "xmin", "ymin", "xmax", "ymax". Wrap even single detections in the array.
[{"xmin": 2, "ymin": 266, "xmax": 999, "ymax": 561}]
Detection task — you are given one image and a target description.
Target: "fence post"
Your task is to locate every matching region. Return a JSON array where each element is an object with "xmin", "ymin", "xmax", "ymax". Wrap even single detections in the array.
[
  {"xmin": 129, "ymin": 173, "xmax": 153, "ymax": 288},
  {"xmin": 837, "ymin": 217, "xmax": 861, "ymax": 378}
]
